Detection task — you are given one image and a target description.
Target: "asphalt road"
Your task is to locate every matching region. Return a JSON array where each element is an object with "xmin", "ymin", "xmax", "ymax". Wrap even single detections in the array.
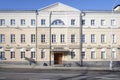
[{"xmin": 0, "ymin": 68, "xmax": 120, "ymax": 80}]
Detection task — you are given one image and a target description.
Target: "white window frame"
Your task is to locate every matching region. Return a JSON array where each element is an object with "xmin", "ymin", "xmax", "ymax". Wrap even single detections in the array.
[
  {"xmin": 60, "ymin": 34, "xmax": 65, "ymax": 43},
  {"xmin": 91, "ymin": 19, "xmax": 95, "ymax": 26},
  {"xmin": 21, "ymin": 19, "xmax": 25, "ymax": 26},
  {"xmin": 21, "ymin": 34, "xmax": 25, "ymax": 43},
  {"xmin": 101, "ymin": 34, "xmax": 106, "ymax": 43},
  {"xmin": 21, "ymin": 51, "xmax": 25, "ymax": 59},
  {"xmin": 0, "ymin": 19, "xmax": 5, "ymax": 26},
  {"xmin": 91, "ymin": 34, "xmax": 95, "ymax": 43},
  {"xmin": 0, "ymin": 34, "xmax": 5, "ymax": 43},
  {"xmin": 10, "ymin": 51, "xmax": 15, "ymax": 59},
  {"xmin": 81, "ymin": 34, "xmax": 85, "ymax": 43},
  {"xmin": 31, "ymin": 19, "xmax": 35, "ymax": 26},
  {"xmin": 10, "ymin": 19, "xmax": 15, "ymax": 26},
  {"xmin": 111, "ymin": 19, "xmax": 116, "ymax": 26},
  {"xmin": 10, "ymin": 34, "xmax": 15, "ymax": 43},
  {"xmin": 31, "ymin": 34, "xmax": 35, "ymax": 43},
  {"xmin": 41, "ymin": 19, "xmax": 46, "ymax": 25},
  {"xmin": 71, "ymin": 34, "xmax": 75, "ymax": 43},
  {"xmin": 71, "ymin": 19, "xmax": 75, "ymax": 25},
  {"xmin": 101, "ymin": 19, "xmax": 106, "ymax": 26},
  {"xmin": 71, "ymin": 50, "xmax": 75, "ymax": 59},
  {"xmin": 31, "ymin": 51, "xmax": 35, "ymax": 59},
  {"xmin": 112, "ymin": 34, "xmax": 116, "ymax": 43},
  {"xmin": 41, "ymin": 50, "xmax": 45, "ymax": 59},
  {"xmin": 52, "ymin": 34, "xmax": 56, "ymax": 43},
  {"xmin": 41, "ymin": 34, "xmax": 45, "ymax": 43}
]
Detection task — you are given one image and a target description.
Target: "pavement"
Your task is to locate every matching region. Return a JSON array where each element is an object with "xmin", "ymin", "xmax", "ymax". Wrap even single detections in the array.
[{"xmin": 0, "ymin": 64, "xmax": 120, "ymax": 71}]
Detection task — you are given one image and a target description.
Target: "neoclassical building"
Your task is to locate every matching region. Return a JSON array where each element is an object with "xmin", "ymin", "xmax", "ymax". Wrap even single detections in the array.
[{"xmin": 0, "ymin": 2, "xmax": 120, "ymax": 67}]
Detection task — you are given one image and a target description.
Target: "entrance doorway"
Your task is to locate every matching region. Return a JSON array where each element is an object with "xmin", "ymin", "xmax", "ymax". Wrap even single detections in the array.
[{"xmin": 54, "ymin": 53, "xmax": 62, "ymax": 64}]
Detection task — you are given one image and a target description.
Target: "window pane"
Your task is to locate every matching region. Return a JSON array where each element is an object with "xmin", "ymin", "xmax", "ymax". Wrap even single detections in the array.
[{"xmin": 71, "ymin": 34, "xmax": 75, "ymax": 43}]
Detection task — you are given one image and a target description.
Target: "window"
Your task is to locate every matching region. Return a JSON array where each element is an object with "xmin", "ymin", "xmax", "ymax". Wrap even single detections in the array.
[
  {"xmin": 101, "ymin": 51, "xmax": 106, "ymax": 59},
  {"xmin": 91, "ymin": 51, "xmax": 96, "ymax": 59},
  {"xmin": 10, "ymin": 51, "xmax": 15, "ymax": 59},
  {"xmin": 0, "ymin": 34, "xmax": 5, "ymax": 43},
  {"xmin": 10, "ymin": 34, "xmax": 15, "ymax": 43},
  {"xmin": 82, "ymin": 19, "xmax": 85, "ymax": 25},
  {"xmin": 31, "ymin": 51, "xmax": 35, "ymax": 58},
  {"xmin": 112, "ymin": 49, "xmax": 116, "ymax": 59},
  {"xmin": 41, "ymin": 50, "xmax": 45, "ymax": 59},
  {"xmin": 0, "ymin": 52, "xmax": 5, "ymax": 59},
  {"xmin": 71, "ymin": 19, "xmax": 75, "ymax": 25},
  {"xmin": 10, "ymin": 19, "xmax": 15, "ymax": 26},
  {"xmin": 82, "ymin": 48, "xmax": 86, "ymax": 59},
  {"xmin": 0, "ymin": 19, "xmax": 5, "ymax": 26},
  {"xmin": 112, "ymin": 34, "xmax": 116, "ymax": 43},
  {"xmin": 101, "ymin": 34, "xmax": 106, "ymax": 43},
  {"xmin": 71, "ymin": 51, "xmax": 75, "ymax": 59},
  {"xmin": 21, "ymin": 51, "xmax": 25, "ymax": 59},
  {"xmin": 31, "ymin": 19, "xmax": 35, "ymax": 26},
  {"xmin": 91, "ymin": 19, "xmax": 95, "ymax": 26},
  {"xmin": 91, "ymin": 34, "xmax": 95, "ymax": 43},
  {"xmin": 52, "ymin": 34, "xmax": 56, "ymax": 43},
  {"xmin": 81, "ymin": 34, "xmax": 85, "ymax": 43},
  {"xmin": 51, "ymin": 19, "xmax": 65, "ymax": 25},
  {"xmin": 31, "ymin": 34, "xmax": 35, "ymax": 43},
  {"xmin": 21, "ymin": 19, "xmax": 25, "ymax": 26},
  {"xmin": 71, "ymin": 34, "xmax": 75, "ymax": 43},
  {"xmin": 21, "ymin": 34, "xmax": 25, "ymax": 43},
  {"xmin": 111, "ymin": 19, "xmax": 116, "ymax": 26},
  {"xmin": 41, "ymin": 19, "xmax": 46, "ymax": 25},
  {"xmin": 101, "ymin": 19, "xmax": 105, "ymax": 26},
  {"xmin": 41, "ymin": 34, "xmax": 45, "ymax": 43},
  {"xmin": 60, "ymin": 34, "xmax": 65, "ymax": 43}
]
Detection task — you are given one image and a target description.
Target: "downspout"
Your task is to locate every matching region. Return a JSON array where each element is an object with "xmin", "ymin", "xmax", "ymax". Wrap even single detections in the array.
[
  {"xmin": 49, "ymin": 11, "xmax": 52, "ymax": 66},
  {"xmin": 35, "ymin": 10, "xmax": 38, "ymax": 62}
]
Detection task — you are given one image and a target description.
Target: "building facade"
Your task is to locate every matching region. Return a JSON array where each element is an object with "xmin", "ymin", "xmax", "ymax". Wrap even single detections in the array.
[{"xmin": 0, "ymin": 2, "xmax": 120, "ymax": 67}]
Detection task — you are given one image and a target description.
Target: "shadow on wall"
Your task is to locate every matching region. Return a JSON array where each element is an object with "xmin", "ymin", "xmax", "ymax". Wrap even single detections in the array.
[{"xmin": 25, "ymin": 57, "xmax": 37, "ymax": 65}]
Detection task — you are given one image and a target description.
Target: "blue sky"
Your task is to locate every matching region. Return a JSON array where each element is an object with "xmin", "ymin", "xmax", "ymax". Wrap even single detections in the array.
[{"xmin": 0, "ymin": 0, "xmax": 119, "ymax": 10}]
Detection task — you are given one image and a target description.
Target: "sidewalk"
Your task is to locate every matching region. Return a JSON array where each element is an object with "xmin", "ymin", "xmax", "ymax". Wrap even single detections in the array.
[{"xmin": 0, "ymin": 64, "xmax": 120, "ymax": 71}]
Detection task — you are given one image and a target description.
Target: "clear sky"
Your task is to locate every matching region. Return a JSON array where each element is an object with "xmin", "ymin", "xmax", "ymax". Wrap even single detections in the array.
[{"xmin": 0, "ymin": 0, "xmax": 119, "ymax": 10}]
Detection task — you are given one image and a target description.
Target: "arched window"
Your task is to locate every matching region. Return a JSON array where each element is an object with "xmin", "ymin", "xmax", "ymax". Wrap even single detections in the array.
[{"xmin": 51, "ymin": 19, "xmax": 65, "ymax": 25}]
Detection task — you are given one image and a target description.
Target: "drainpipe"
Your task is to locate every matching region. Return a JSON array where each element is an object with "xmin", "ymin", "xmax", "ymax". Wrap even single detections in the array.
[
  {"xmin": 49, "ymin": 11, "xmax": 52, "ymax": 66},
  {"xmin": 35, "ymin": 10, "xmax": 38, "ymax": 62},
  {"xmin": 80, "ymin": 12, "xmax": 85, "ymax": 66}
]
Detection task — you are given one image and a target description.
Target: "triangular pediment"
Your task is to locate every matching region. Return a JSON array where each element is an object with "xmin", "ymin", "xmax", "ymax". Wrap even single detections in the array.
[{"xmin": 39, "ymin": 2, "xmax": 80, "ymax": 12}]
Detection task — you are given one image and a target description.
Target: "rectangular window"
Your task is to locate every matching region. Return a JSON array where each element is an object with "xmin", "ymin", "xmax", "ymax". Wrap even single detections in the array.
[
  {"xmin": 0, "ymin": 52, "xmax": 5, "ymax": 59},
  {"xmin": 101, "ymin": 51, "xmax": 106, "ymax": 59},
  {"xmin": 82, "ymin": 51, "xmax": 86, "ymax": 59},
  {"xmin": 21, "ymin": 51, "xmax": 25, "ymax": 59},
  {"xmin": 10, "ymin": 19, "xmax": 15, "ymax": 26},
  {"xmin": 41, "ymin": 19, "xmax": 46, "ymax": 25},
  {"xmin": 101, "ymin": 34, "xmax": 106, "ymax": 43},
  {"xmin": 0, "ymin": 19, "xmax": 5, "ymax": 26},
  {"xmin": 31, "ymin": 19, "xmax": 35, "ymax": 26},
  {"xmin": 91, "ymin": 19, "xmax": 95, "ymax": 26},
  {"xmin": 91, "ymin": 51, "xmax": 96, "ymax": 59},
  {"xmin": 112, "ymin": 34, "xmax": 116, "ymax": 43},
  {"xmin": 81, "ymin": 34, "xmax": 85, "ymax": 43},
  {"xmin": 21, "ymin": 19, "xmax": 25, "ymax": 26},
  {"xmin": 21, "ymin": 34, "xmax": 25, "ymax": 43},
  {"xmin": 111, "ymin": 19, "xmax": 116, "ymax": 26},
  {"xmin": 41, "ymin": 50, "xmax": 45, "ymax": 59},
  {"xmin": 91, "ymin": 34, "xmax": 95, "ymax": 43},
  {"xmin": 71, "ymin": 34, "xmax": 75, "ymax": 43},
  {"xmin": 112, "ymin": 51, "xmax": 116, "ymax": 59},
  {"xmin": 10, "ymin": 51, "xmax": 15, "ymax": 59},
  {"xmin": 71, "ymin": 51, "xmax": 75, "ymax": 59},
  {"xmin": 31, "ymin": 51, "xmax": 35, "ymax": 58},
  {"xmin": 71, "ymin": 19, "xmax": 75, "ymax": 25},
  {"xmin": 101, "ymin": 19, "xmax": 105, "ymax": 26},
  {"xmin": 0, "ymin": 34, "xmax": 5, "ymax": 43},
  {"xmin": 60, "ymin": 34, "xmax": 65, "ymax": 43},
  {"xmin": 41, "ymin": 34, "xmax": 45, "ymax": 43},
  {"xmin": 31, "ymin": 34, "xmax": 35, "ymax": 43},
  {"xmin": 10, "ymin": 34, "xmax": 15, "ymax": 43},
  {"xmin": 82, "ymin": 19, "xmax": 85, "ymax": 25},
  {"xmin": 52, "ymin": 34, "xmax": 56, "ymax": 43}
]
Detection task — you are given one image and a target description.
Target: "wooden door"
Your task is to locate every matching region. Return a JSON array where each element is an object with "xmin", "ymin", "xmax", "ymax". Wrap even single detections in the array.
[{"xmin": 54, "ymin": 53, "xmax": 62, "ymax": 64}]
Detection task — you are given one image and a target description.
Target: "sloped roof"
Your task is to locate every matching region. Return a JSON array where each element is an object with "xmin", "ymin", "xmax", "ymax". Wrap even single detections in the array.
[{"xmin": 38, "ymin": 2, "xmax": 80, "ymax": 12}]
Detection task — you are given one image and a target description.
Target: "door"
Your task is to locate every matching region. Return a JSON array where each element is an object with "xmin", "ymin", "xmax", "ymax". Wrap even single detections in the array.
[{"xmin": 54, "ymin": 53, "xmax": 62, "ymax": 64}]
